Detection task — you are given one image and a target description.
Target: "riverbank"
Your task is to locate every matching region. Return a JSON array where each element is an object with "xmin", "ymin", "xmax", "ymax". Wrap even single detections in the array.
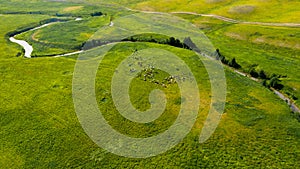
[
  {"xmin": 234, "ymin": 69, "xmax": 300, "ymax": 115},
  {"xmin": 8, "ymin": 17, "xmax": 83, "ymax": 58}
]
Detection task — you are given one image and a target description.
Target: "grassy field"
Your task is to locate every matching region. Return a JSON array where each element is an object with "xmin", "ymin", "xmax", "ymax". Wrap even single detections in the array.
[
  {"xmin": 15, "ymin": 15, "xmax": 110, "ymax": 56},
  {"xmin": 1, "ymin": 0, "xmax": 300, "ymax": 168},
  {"xmin": 18, "ymin": 9, "xmax": 300, "ymax": 106},
  {"xmin": 82, "ymin": 0, "xmax": 300, "ymax": 23},
  {"xmin": 185, "ymin": 15, "xmax": 300, "ymax": 107}
]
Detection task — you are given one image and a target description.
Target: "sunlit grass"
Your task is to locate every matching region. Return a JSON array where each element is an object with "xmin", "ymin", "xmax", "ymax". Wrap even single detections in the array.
[{"xmin": 0, "ymin": 1, "xmax": 300, "ymax": 168}]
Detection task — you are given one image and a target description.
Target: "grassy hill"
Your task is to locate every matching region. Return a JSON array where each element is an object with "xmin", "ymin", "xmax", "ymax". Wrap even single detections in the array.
[
  {"xmin": 83, "ymin": 0, "xmax": 300, "ymax": 22},
  {"xmin": 14, "ymin": 1, "xmax": 300, "ymax": 107},
  {"xmin": 0, "ymin": 0, "xmax": 299, "ymax": 168}
]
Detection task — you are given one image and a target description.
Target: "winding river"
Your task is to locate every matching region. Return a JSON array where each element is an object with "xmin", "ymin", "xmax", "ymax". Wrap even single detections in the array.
[
  {"xmin": 9, "ymin": 37, "xmax": 33, "ymax": 58},
  {"xmin": 9, "ymin": 18, "xmax": 82, "ymax": 58},
  {"xmin": 8, "ymin": 16, "xmax": 300, "ymax": 115}
]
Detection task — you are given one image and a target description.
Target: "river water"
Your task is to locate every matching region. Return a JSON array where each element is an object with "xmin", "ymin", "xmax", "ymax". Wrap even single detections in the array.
[
  {"xmin": 9, "ymin": 37, "xmax": 33, "ymax": 58},
  {"xmin": 9, "ymin": 18, "xmax": 83, "ymax": 58}
]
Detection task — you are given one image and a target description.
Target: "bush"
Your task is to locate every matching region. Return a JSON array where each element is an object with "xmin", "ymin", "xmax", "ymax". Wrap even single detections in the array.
[
  {"xmin": 228, "ymin": 58, "xmax": 241, "ymax": 69},
  {"xmin": 261, "ymin": 79, "xmax": 268, "ymax": 87},
  {"xmin": 91, "ymin": 12, "xmax": 103, "ymax": 17},
  {"xmin": 214, "ymin": 49, "xmax": 229, "ymax": 64},
  {"xmin": 183, "ymin": 37, "xmax": 197, "ymax": 51},
  {"xmin": 259, "ymin": 70, "xmax": 267, "ymax": 79},
  {"xmin": 16, "ymin": 52, "xmax": 22, "ymax": 57},
  {"xmin": 269, "ymin": 77, "xmax": 283, "ymax": 89},
  {"xmin": 249, "ymin": 68, "xmax": 259, "ymax": 78}
]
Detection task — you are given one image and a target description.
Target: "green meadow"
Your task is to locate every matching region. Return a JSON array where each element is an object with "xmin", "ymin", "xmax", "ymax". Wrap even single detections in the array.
[
  {"xmin": 192, "ymin": 16, "xmax": 300, "ymax": 106},
  {"xmin": 80, "ymin": 0, "xmax": 300, "ymax": 22},
  {"xmin": 0, "ymin": 0, "xmax": 299, "ymax": 168}
]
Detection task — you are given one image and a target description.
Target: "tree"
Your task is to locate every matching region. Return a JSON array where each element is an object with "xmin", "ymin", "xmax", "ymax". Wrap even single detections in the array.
[
  {"xmin": 269, "ymin": 77, "xmax": 283, "ymax": 89},
  {"xmin": 261, "ymin": 79, "xmax": 268, "ymax": 87},
  {"xmin": 258, "ymin": 70, "xmax": 267, "ymax": 79},
  {"xmin": 228, "ymin": 58, "xmax": 241, "ymax": 69},
  {"xmin": 175, "ymin": 39, "xmax": 182, "ymax": 48},
  {"xmin": 168, "ymin": 37, "xmax": 176, "ymax": 46},
  {"xmin": 91, "ymin": 12, "xmax": 103, "ymax": 17},
  {"xmin": 249, "ymin": 68, "xmax": 259, "ymax": 78},
  {"xmin": 270, "ymin": 73, "xmax": 279, "ymax": 79},
  {"xmin": 213, "ymin": 49, "xmax": 228, "ymax": 64},
  {"xmin": 220, "ymin": 56, "xmax": 228, "ymax": 64},
  {"xmin": 215, "ymin": 49, "xmax": 221, "ymax": 60},
  {"xmin": 183, "ymin": 37, "xmax": 196, "ymax": 50}
]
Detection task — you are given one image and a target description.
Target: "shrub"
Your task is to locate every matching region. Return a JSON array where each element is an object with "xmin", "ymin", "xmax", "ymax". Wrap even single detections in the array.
[
  {"xmin": 269, "ymin": 77, "xmax": 283, "ymax": 89},
  {"xmin": 258, "ymin": 70, "xmax": 267, "ymax": 79},
  {"xmin": 91, "ymin": 12, "xmax": 103, "ymax": 17},
  {"xmin": 249, "ymin": 68, "xmax": 259, "ymax": 78},
  {"xmin": 261, "ymin": 79, "xmax": 268, "ymax": 87},
  {"xmin": 228, "ymin": 57, "xmax": 241, "ymax": 69}
]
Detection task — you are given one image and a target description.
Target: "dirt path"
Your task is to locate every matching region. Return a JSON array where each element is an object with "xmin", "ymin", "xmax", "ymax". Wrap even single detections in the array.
[
  {"xmin": 125, "ymin": 7, "xmax": 300, "ymax": 28},
  {"xmin": 31, "ymin": 30, "xmax": 40, "ymax": 41},
  {"xmin": 171, "ymin": 12, "xmax": 300, "ymax": 28}
]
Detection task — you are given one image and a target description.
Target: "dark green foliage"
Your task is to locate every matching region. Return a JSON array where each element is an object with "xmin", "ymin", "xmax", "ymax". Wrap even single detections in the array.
[
  {"xmin": 91, "ymin": 11, "xmax": 103, "ymax": 17},
  {"xmin": 292, "ymin": 95, "xmax": 298, "ymax": 100},
  {"xmin": 249, "ymin": 68, "xmax": 259, "ymax": 78},
  {"xmin": 215, "ymin": 48, "xmax": 221, "ymax": 60},
  {"xmin": 214, "ymin": 49, "xmax": 241, "ymax": 67},
  {"xmin": 169, "ymin": 37, "xmax": 176, "ymax": 46},
  {"xmin": 283, "ymin": 86, "xmax": 298, "ymax": 101},
  {"xmin": 220, "ymin": 56, "xmax": 228, "ymax": 64},
  {"xmin": 259, "ymin": 70, "xmax": 267, "ymax": 79},
  {"xmin": 82, "ymin": 39, "xmax": 116, "ymax": 50},
  {"xmin": 270, "ymin": 73, "xmax": 280, "ymax": 79},
  {"xmin": 269, "ymin": 77, "xmax": 283, "ymax": 89},
  {"xmin": 16, "ymin": 52, "xmax": 22, "ymax": 57},
  {"xmin": 55, "ymin": 13, "xmax": 73, "ymax": 17},
  {"xmin": 166, "ymin": 37, "xmax": 186, "ymax": 48},
  {"xmin": 215, "ymin": 49, "xmax": 229, "ymax": 64},
  {"xmin": 261, "ymin": 79, "xmax": 267, "ymax": 87},
  {"xmin": 228, "ymin": 57, "xmax": 241, "ymax": 69},
  {"xmin": 183, "ymin": 37, "xmax": 198, "ymax": 52},
  {"xmin": 122, "ymin": 34, "xmax": 191, "ymax": 50}
]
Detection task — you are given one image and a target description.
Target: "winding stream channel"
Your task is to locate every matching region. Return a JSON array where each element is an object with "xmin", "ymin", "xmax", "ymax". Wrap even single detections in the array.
[
  {"xmin": 9, "ymin": 18, "xmax": 83, "ymax": 58},
  {"xmin": 9, "ymin": 16, "xmax": 300, "ymax": 115},
  {"xmin": 9, "ymin": 37, "xmax": 33, "ymax": 58},
  {"xmin": 233, "ymin": 69, "xmax": 300, "ymax": 114}
]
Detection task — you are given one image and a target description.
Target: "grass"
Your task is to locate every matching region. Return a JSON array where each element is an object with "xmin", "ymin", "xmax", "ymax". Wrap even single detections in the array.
[
  {"xmin": 220, "ymin": 24, "xmax": 300, "ymax": 50},
  {"xmin": 2, "ymin": 42, "xmax": 300, "ymax": 167},
  {"xmin": 176, "ymin": 13, "xmax": 300, "ymax": 106},
  {"xmin": 5, "ymin": 0, "xmax": 298, "ymax": 23},
  {"xmin": 63, "ymin": 6, "xmax": 84, "ymax": 12},
  {"xmin": 1, "ymin": 1, "xmax": 300, "ymax": 168},
  {"xmin": 16, "ymin": 15, "xmax": 110, "ymax": 56},
  {"xmin": 193, "ymin": 18, "xmax": 300, "ymax": 106},
  {"xmin": 131, "ymin": 0, "xmax": 300, "ymax": 23},
  {"xmin": 81, "ymin": 0, "xmax": 300, "ymax": 22}
]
